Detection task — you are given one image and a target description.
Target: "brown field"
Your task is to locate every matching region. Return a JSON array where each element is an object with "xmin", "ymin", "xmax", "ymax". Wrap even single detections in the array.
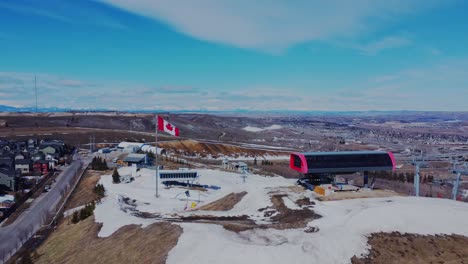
[
  {"xmin": 35, "ymin": 216, "xmax": 182, "ymax": 264},
  {"xmin": 352, "ymin": 232, "xmax": 468, "ymax": 264},
  {"xmin": 0, "ymin": 126, "xmax": 174, "ymax": 146},
  {"xmin": 65, "ymin": 170, "xmax": 108, "ymax": 210}
]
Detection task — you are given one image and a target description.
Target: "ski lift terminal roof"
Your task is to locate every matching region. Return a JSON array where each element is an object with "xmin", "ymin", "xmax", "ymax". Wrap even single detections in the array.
[{"xmin": 290, "ymin": 150, "xmax": 395, "ymax": 174}]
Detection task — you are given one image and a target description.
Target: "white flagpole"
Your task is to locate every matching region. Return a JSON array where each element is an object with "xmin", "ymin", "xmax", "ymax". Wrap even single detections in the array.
[{"xmin": 155, "ymin": 114, "xmax": 159, "ymax": 198}]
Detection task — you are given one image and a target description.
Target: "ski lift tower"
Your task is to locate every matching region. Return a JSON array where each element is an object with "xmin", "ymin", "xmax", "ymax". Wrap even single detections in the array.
[
  {"xmin": 411, "ymin": 155, "xmax": 428, "ymax": 197},
  {"xmin": 451, "ymin": 167, "xmax": 468, "ymax": 201}
]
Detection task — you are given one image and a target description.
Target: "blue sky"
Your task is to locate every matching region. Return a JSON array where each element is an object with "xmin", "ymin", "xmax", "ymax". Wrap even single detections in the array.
[{"xmin": 0, "ymin": 0, "xmax": 467, "ymax": 111}]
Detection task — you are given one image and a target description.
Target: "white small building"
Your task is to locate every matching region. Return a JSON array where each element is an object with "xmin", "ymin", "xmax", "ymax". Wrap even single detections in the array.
[
  {"xmin": 117, "ymin": 142, "xmax": 145, "ymax": 153},
  {"xmin": 140, "ymin": 145, "xmax": 166, "ymax": 155}
]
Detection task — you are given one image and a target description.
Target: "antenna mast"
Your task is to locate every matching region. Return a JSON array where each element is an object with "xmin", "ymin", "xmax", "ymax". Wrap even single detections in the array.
[{"xmin": 35, "ymin": 75, "xmax": 38, "ymax": 113}]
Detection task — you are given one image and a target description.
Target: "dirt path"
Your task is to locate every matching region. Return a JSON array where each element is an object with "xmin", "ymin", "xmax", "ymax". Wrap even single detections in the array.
[
  {"xmin": 198, "ymin": 192, "xmax": 247, "ymax": 211},
  {"xmin": 317, "ymin": 189, "xmax": 401, "ymax": 201}
]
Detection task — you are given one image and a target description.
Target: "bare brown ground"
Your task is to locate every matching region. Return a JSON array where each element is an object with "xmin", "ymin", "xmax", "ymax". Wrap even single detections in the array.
[
  {"xmin": 0, "ymin": 127, "xmax": 174, "ymax": 146},
  {"xmin": 351, "ymin": 232, "xmax": 468, "ymax": 264},
  {"xmin": 183, "ymin": 193, "xmax": 320, "ymax": 233},
  {"xmin": 35, "ymin": 216, "xmax": 182, "ymax": 264},
  {"xmin": 65, "ymin": 170, "xmax": 107, "ymax": 210},
  {"xmin": 317, "ymin": 189, "xmax": 401, "ymax": 201},
  {"xmin": 198, "ymin": 192, "xmax": 247, "ymax": 211},
  {"xmin": 158, "ymin": 139, "xmax": 287, "ymax": 158},
  {"xmin": 295, "ymin": 197, "xmax": 315, "ymax": 207},
  {"xmin": 268, "ymin": 194, "xmax": 320, "ymax": 230}
]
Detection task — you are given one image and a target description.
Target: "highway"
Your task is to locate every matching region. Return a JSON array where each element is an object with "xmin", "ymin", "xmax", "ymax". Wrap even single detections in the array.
[{"xmin": 0, "ymin": 153, "xmax": 88, "ymax": 263}]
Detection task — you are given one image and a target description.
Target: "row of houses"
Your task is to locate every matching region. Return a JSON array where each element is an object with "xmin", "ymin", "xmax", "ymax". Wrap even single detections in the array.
[{"xmin": 0, "ymin": 139, "xmax": 70, "ymax": 191}]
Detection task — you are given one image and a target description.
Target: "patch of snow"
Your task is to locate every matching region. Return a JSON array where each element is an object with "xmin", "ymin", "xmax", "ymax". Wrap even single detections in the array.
[
  {"xmin": 239, "ymin": 143, "xmax": 291, "ymax": 150},
  {"xmin": 212, "ymin": 155, "xmax": 290, "ymax": 161},
  {"xmin": 265, "ymin": 125, "xmax": 282, "ymax": 130},
  {"xmin": 63, "ymin": 205, "xmax": 85, "ymax": 217},
  {"xmin": 282, "ymin": 196, "xmax": 301, "ymax": 210},
  {"xmin": 243, "ymin": 125, "xmax": 282, "ymax": 132},
  {"xmin": 243, "ymin": 126, "xmax": 264, "ymax": 132}
]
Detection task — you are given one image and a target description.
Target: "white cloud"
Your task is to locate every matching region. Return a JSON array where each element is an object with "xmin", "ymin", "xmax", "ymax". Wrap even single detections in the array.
[
  {"xmin": 356, "ymin": 36, "xmax": 411, "ymax": 55},
  {"xmin": 100, "ymin": 0, "xmax": 445, "ymax": 52}
]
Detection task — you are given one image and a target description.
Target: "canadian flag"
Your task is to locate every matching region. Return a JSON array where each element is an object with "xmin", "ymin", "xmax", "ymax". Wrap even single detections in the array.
[{"xmin": 158, "ymin": 116, "xmax": 179, "ymax": 136}]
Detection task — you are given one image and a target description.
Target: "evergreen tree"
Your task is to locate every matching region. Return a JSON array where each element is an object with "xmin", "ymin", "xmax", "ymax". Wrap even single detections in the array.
[
  {"xmin": 112, "ymin": 168, "xmax": 121, "ymax": 184},
  {"xmin": 93, "ymin": 184, "xmax": 106, "ymax": 198},
  {"xmin": 71, "ymin": 211, "xmax": 80, "ymax": 224},
  {"xmin": 422, "ymin": 176, "xmax": 427, "ymax": 184},
  {"xmin": 20, "ymin": 251, "xmax": 33, "ymax": 264},
  {"xmin": 79, "ymin": 207, "xmax": 87, "ymax": 220}
]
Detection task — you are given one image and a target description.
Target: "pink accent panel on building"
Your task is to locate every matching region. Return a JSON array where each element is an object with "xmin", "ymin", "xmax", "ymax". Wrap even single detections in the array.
[
  {"xmin": 289, "ymin": 152, "xmax": 308, "ymax": 173},
  {"xmin": 387, "ymin": 151, "xmax": 396, "ymax": 171}
]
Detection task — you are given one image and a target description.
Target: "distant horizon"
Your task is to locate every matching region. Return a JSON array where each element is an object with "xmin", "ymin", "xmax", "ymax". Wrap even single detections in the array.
[{"xmin": 1, "ymin": 104, "xmax": 467, "ymax": 115}]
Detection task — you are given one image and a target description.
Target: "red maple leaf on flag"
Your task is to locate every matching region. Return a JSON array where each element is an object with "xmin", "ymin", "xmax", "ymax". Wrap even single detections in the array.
[{"xmin": 166, "ymin": 123, "xmax": 174, "ymax": 131}]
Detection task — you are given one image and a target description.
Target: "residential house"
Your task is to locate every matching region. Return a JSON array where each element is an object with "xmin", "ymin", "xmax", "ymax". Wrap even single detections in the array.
[
  {"xmin": 33, "ymin": 160, "xmax": 50, "ymax": 175},
  {"xmin": 31, "ymin": 152, "xmax": 45, "ymax": 162},
  {"xmin": 15, "ymin": 159, "xmax": 31, "ymax": 175},
  {"xmin": 40, "ymin": 140, "xmax": 65, "ymax": 155},
  {"xmin": 40, "ymin": 146, "xmax": 57, "ymax": 156},
  {"xmin": 45, "ymin": 154, "xmax": 57, "ymax": 169},
  {"xmin": 27, "ymin": 138, "xmax": 37, "ymax": 148},
  {"xmin": 0, "ymin": 166, "xmax": 15, "ymax": 191}
]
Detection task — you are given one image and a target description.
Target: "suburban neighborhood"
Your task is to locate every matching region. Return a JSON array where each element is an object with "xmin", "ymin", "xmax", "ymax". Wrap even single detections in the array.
[{"xmin": 0, "ymin": 138, "xmax": 74, "ymax": 218}]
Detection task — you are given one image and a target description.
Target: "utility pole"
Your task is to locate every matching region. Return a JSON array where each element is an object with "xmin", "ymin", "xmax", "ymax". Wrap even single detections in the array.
[
  {"xmin": 155, "ymin": 114, "xmax": 159, "ymax": 198},
  {"xmin": 89, "ymin": 135, "xmax": 95, "ymax": 153},
  {"xmin": 35, "ymin": 75, "xmax": 38, "ymax": 113}
]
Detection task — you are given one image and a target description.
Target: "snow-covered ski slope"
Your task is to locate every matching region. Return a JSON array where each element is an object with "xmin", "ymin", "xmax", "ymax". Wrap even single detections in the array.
[{"xmin": 94, "ymin": 167, "xmax": 468, "ymax": 264}]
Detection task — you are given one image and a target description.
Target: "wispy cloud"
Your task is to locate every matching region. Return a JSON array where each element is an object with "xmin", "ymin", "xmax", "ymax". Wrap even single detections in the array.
[
  {"xmin": 100, "ymin": 0, "xmax": 445, "ymax": 52},
  {"xmin": 356, "ymin": 36, "xmax": 412, "ymax": 55},
  {"xmin": 0, "ymin": 0, "xmax": 127, "ymax": 30}
]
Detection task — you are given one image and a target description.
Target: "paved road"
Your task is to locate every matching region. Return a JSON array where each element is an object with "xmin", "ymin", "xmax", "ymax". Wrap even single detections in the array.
[{"xmin": 0, "ymin": 154, "xmax": 88, "ymax": 263}]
